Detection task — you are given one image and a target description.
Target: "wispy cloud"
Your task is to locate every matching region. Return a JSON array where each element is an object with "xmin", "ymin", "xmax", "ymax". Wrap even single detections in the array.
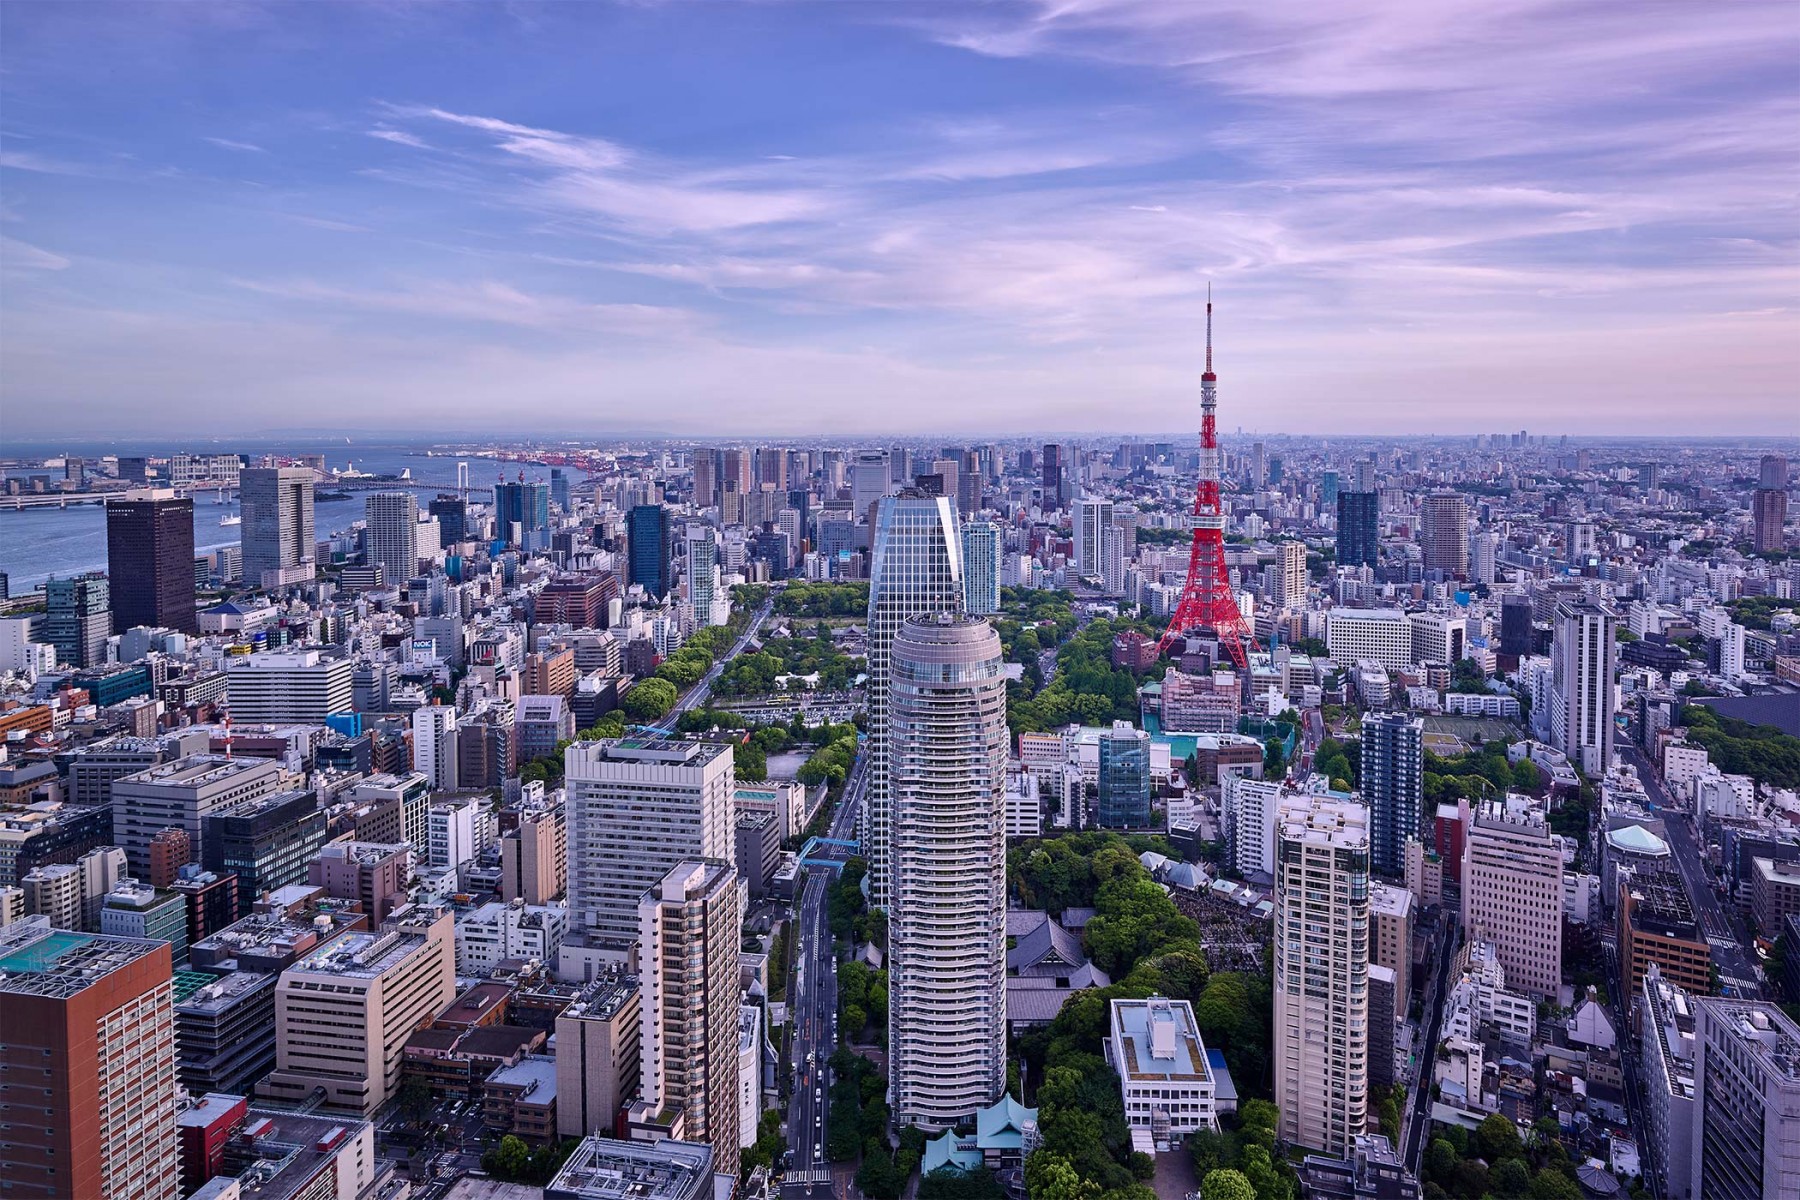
[
  {"xmin": 203, "ymin": 136, "xmax": 266, "ymax": 153},
  {"xmin": 233, "ymin": 276, "xmax": 702, "ymax": 336},
  {"xmin": 367, "ymin": 128, "xmax": 429, "ymax": 150},
  {"xmin": 0, "ymin": 235, "xmax": 69, "ymax": 271}
]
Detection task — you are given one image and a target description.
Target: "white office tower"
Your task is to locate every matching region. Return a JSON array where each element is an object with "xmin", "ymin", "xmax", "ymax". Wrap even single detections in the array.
[
  {"xmin": 888, "ymin": 614, "xmax": 1008, "ymax": 1130},
  {"xmin": 636, "ymin": 860, "xmax": 742, "ymax": 1175},
  {"xmin": 864, "ymin": 494, "xmax": 964, "ymax": 911},
  {"xmin": 1224, "ymin": 775, "xmax": 1283, "ymax": 878},
  {"xmin": 1461, "ymin": 795, "xmax": 1562, "ymax": 1000},
  {"xmin": 1274, "ymin": 540, "xmax": 1307, "ymax": 610},
  {"xmin": 851, "ymin": 449, "xmax": 892, "ymax": 516},
  {"xmin": 1471, "ymin": 531, "xmax": 1497, "ymax": 585},
  {"xmin": 565, "ymin": 737, "xmax": 734, "ymax": 949},
  {"xmin": 685, "ymin": 526, "xmax": 728, "ymax": 626},
  {"xmin": 412, "ymin": 704, "xmax": 458, "ymax": 790},
  {"xmin": 960, "ymin": 520, "xmax": 1002, "ymax": 616},
  {"xmin": 1551, "ymin": 596, "xmax": 1616, "ymax": 776},
  {"xmin": 1100, "ymin": 523, "xmax": 1129, "ymax": 598},
  {"xmin": 1273, "ymin": 794, "xmax": 1370, "ymax": 1156},
  {"xmin": 239, "ymin": 466, "xmax": 316, "ymax": 590},
  {"xmin": 1075, "ymin": 496, "xmax": 1114, "ymax": 579},
  {"xmin": 364, "ymin": 491, "xmax": 419, "ymax": 587}
]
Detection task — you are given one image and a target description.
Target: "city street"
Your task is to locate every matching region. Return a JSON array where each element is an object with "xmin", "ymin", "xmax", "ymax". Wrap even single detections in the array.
[
  {"xmin": 1402, "ymin": 918, "xmax": 1457, "ymax": 1173},
  {"xmin": 1618, "ymin": 745, "xmax": 1763, "ymax": 997},
  {"xmin": 783, "ymin": 755, "xmax": 865, "ymax": 1199},
  {"xmin": 668, "ymin": 593, "xmax": 777, "ymax": 721}
]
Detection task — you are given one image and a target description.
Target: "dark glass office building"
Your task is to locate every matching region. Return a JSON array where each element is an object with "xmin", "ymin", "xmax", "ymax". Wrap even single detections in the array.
[
  {"xmin": 201, "ymin": 789, "xmax": 327, "ymax": 916},
  {"xmin": 1336, "ymin": 491, "xmax": 1380, "ymax": 569},
  {"xmin": 105, "ymin": 492, "xmax": 197, "ymax": 634},
  {"xmin": 627, "ymin": 504, "xmax": 671, "ymax": 598},
  {"xmin": 493, "ymin": 481, "xmax": 550, "ymax": 548},
  {"xmin": 429, "ymin": 494, "xmax": 469, "ymax": 545},
  {"xmin": 1097, "ymin": 725, "xmax": 1151, "ymax": 828}
]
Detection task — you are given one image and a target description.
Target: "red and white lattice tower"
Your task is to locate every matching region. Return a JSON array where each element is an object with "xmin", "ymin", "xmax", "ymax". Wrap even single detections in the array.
[{"xmin": 1156, "ymin": 291, "xmax": 1253, "ymax": 669}]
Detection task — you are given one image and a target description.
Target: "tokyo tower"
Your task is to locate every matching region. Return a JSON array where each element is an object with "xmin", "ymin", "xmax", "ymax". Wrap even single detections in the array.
[{"xmin": 1156, "ymin": 290, "xmax": 1253, "ymax": 669}]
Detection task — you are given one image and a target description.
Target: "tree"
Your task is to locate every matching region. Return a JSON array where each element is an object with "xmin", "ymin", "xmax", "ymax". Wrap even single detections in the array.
[
  {"xmin": 1425, "ymin": 1138, "xmax": 1459, "ymax": 1186},
  {"xmin": 1475, "ymin": 1113, "xmax": 1524, "ymax": 1163},
  {"xmin": 482, "ymin": 1134, "xmax": 532, "ymax": 1181},
  {"xmin": 622, "ymin": 678, "xmax": 677, "ymax": 722},
  {"xmin": 1491, "ymin": 1158, "xmax": 1531, "ymax": 1197},
  {"xmin": 1024, "ymin": 1152, "xmax": 1100, "ymax": 1200},
  {"xmin": 1199, "ymin": 1170, "xmax": 1256, "ymax": 1200},
  {"xmin": 1528, "ymin": 1170, "xmax": 1583, "ymax": 1200}
]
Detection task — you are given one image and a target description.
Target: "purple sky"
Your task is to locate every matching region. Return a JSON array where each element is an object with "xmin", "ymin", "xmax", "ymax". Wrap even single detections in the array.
[{"xmin": 1, "ymin": 1, "xmax": 1796, "ymax": 438}]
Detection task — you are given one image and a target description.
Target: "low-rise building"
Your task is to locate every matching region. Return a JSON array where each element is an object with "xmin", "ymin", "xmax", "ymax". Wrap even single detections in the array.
[
  {"xmin": 1108, "ymin": 995, "xmax": 1218, "ymax": 1151},
  {"xmin": 484, "ymin": 1054, "xmax": 559, "ymax": 1144},
  {"xmin": 457, "ymin": 899, "xmax": 570, "ymax": 975},
  {"xmin": 543, "ymin": 1135, "xmax": 714, "ymax": 1200}
]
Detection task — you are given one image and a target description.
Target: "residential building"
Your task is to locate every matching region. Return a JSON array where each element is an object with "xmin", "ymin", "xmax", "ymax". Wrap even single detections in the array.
[
  {"xmin": 888, "ymin": 614, "xmax": 1009, "ymax": 1130},
  {"xmin": 428, "ymin": 794, "xmax": 488, "ymax": 871},
  {"xmin": 1751, "ymin": 856, "xmax": 1800, "ymax": 939},
  {"xmin": 1688, "ymin": 999, "xmax": 1800, "ymax": 1199},
  {"xmin": 1274, "ymin": 539, "xmax": 1307, "ymax": 609},
  {"xmin": 634, "ymin": 861, "xmax": 741, "ymax": 1174},
  {"xmin": 865, "ymin": 492, "xmax": 964, "ymax": 910},
  {"xmin": 364, "ymin": 491, "xmax": 418, "ymax": 584},
  {"xmin": 259, "ymin": 907, "xmax": 457, "ymax": 1114},
  {"xmin": 1369, "ymin": 881, "xmax": 1413, "ymax": 1022},
  {"xmin": 1461, "ymin": 796, "xmax": 1562, "ymax": 1000},
  {"xmin": 1224, "ymin": 776, "xmax": 1283, "ymax": 878},
  {"xmin": 564, "ymin": 737, "xmax": 734, "ymax": 950},
  {"xmin": 413, "ymin": 704, "xmax": 459, "ymax": 789},
  {"xmin": 239, "ymin": 466, "xmax": 315, "ymax": 589},
  {"xmin": 342, "ymin": 772, "xmax": 431, "ymax": 855},
  {"xmin": 960, "ymin": 520, "xmax": 1002, "ymax": 616},
  {"xmin": 106, "ymin": 489, "xmax": 197, "ymax": 633},
  {"xmin": 1419, "ymin": 492, "xmax": 1469, "ymax": 576},
  {"xmin": 555, "ymin": 968, "xmax": 642, "ymax": 1139},
  {"xmin": 111, "ymin": 755, "xmax": 284, "ymax": 879},
  {"xmin": 1551, "ymin": 596, "xmax": 1617, "ymax": 777},
  {"xmin": 1294, "ymin": 1135, "xmax": 1421, "ymax": 1200},
  {"xmin": 0, "ymin": 922, "xmax": 179, "ymax": 1200},
  {"xmin": 1362, "ymin": 713, "xmax": 1424, "ymax": 876},
  {"xmin": 501, "ymin": 807, "xmax": 566, "ymax": 905},
  {"xmin": 1273, "ymin": 794, "xmax": 1370, "ymax": 1156},
  {"xmin": 1109, "ymin": 996, "xmax": 1219, "ymax": 1146}
]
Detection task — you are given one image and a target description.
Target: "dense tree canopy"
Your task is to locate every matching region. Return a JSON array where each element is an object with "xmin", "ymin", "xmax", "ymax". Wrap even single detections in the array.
[{"xmin": 1679, "ymin": 704, "xmax": 1800, "ymax": 787}]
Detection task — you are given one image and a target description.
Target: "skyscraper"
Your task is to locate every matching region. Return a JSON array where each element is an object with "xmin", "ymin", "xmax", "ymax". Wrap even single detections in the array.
[
  {"xmin": 493, "ymin": 480, "xmax": 550, "ymax": 549},
  {"xmin": 960, "ymin": 520, "xmax": 1002, "ymax": 616},
  {"xmin": 106, "ymin": 489, "xmax": 197, "ymax": 633},
  {"xmin": 1336, "ymin": 492, "xmax": 1379, "ymax": 569},
  {"xmin": 412, "ymin": 704, "xmax": 459, "ymax": 789},
  {"xmin": 1552, "ymin": 596, "xmax": 1616, "ymax": 776},
  {"xmin": 864, "ymin": 493, "xmax": 964, "ymax": 911},
  {"xmin": 888, "ymin": 614, "xmax": 1008, "ymax": 1129},
  {"xmin": 686, "ymin": 525, "xmax": 724, "ymax": 625},
  {"xmin": 0, "ymin": 922, "xmax": 180, "ymax": 1200},
  {"xmin": 1273, "ymin": 794, "xmax": 1370, "ymax": 1156},
  {"xmin": 627, "ymin": 504, "xmax": 671, "ymax": 598},
  {"xmin": 429, "ymin": 494, "xmax": 468, "ymax": 545},
  {"xmin": 1040, "ymin": 443, "xmax": 1063, "ymax": 507},
  {"xmin": 43, "ymin": 573, "xmax": 111, "ymax": 667},
  {"xmin": 1753, "ymin": 452, "xmax": 1787, "ymax": 555},
  {"xmin": 1097, "ymin": 721, "xmax": 1152, "ymax": 827},
  {"xmin": 1362, "ymin": 713, "xmax": 1423, "ymax": 876},
  {"xmin": 564, "ymin": 738, "xmax": 735, "ymax": 950},
  {"xmin": 363, "ymin": 491, "xmax": 418, "ymax": 585},
  {"xmin": 635, "ymin": 860, "xmax": 742, "ymax": 1172},
  {"xmin": 1419, "ymin": 492, "xmax": 1469, "ymax": 576},
  {"xmin": 239, "ymin": 466, "xmax": 315, "ymax": 589},
  {"xmin": 692, "ymin": 448, "xmax": 721, "ymax": 510},
  {"xmin": 1274, "ymin": 539, "xmax": 1307, "ymax": 610},
  {"xmin": 1075, "ymin": 496, "xmax": 1114, "ymax": 579}
]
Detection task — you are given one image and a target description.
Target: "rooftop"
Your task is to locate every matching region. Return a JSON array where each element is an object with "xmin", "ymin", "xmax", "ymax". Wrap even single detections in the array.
[
  {"xmin": 176, "ymin": 970, "xmax": 275, "ymax": 1016},
  {"xmin": 0, "ymin": 928, "xmax": 165, "ymax": 999},
  {"xmin": 1111, "ymin": 995, "xmax": 1213, "ymax": 1085},
  {"xmin": 222, "ymin": 1105, "xmax": 372, "ymax": 1200},
  {"xmin": 486, "ymin": 1053, "xmax": 557, "ymax": 1100},
  {"xmin": 1369, "ymin": 880, "xmax": 1414, "ymax": 919},
  {"xmin": 118, "ymin": 754, "xmax": 277, "ymax": 791},
  {"xmin": 1696, "ymin": 998, "xmax": 1800, "ymax": 1082},
  {"xmin": 544, "ymin": 1135, "xmax": 713, "ymax": 1200},
  {"xmin": 559, "ymin": 967, "xmax": 638, "ymax": 1022},
  {"xmin": 289, "ymin": 927, "xmax": 429, "ymax": 980}
]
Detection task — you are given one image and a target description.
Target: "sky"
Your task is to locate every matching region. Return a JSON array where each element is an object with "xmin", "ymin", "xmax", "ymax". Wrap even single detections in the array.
[{"xmin": 1, "ymin": 1, "xmax": 1796, "ymax": 441}]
